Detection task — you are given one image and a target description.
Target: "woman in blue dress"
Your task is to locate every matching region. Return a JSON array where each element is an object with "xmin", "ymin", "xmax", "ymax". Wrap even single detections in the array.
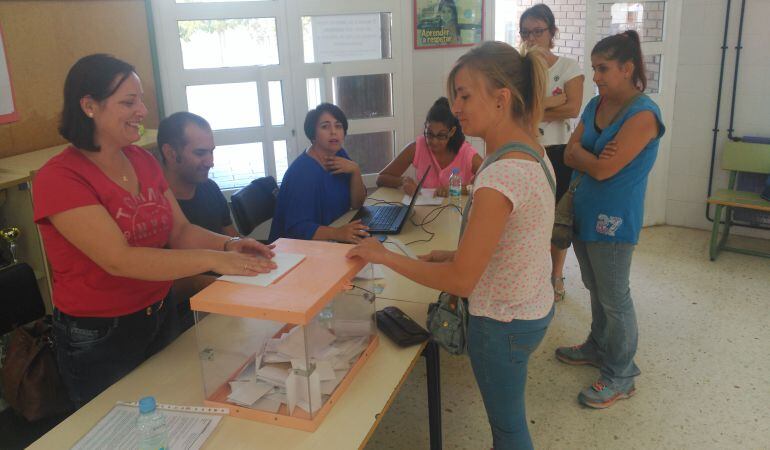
[
  {"xmin": 269, "ymin": 103, "xmax": 368, "ymax": 243},
  {"xmin": 555, "ymin": 30, "xmax": 666, "ymax": 409}
]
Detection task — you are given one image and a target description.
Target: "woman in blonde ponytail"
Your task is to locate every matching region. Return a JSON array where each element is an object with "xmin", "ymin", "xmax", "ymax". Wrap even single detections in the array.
[{"xmin": 347, "ymin": 41, "xmax": 556, "ymax": 449}]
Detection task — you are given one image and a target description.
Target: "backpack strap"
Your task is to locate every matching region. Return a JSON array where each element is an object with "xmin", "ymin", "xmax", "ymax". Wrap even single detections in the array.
[{"xmin": 460, "ymin": 142, "xmax": 555, "ymax": 237}]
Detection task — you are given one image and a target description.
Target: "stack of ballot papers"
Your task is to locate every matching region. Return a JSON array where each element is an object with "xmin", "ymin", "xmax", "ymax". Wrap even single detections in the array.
[{"xmin": 225, "ymin": 320, "xmax": 371, "ymax": 415}]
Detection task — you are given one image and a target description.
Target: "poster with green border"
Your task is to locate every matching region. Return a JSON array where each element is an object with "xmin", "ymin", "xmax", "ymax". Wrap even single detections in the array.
[{"xmin": 414, "ymin": 0, "xmax": 484, "ymax": 49}]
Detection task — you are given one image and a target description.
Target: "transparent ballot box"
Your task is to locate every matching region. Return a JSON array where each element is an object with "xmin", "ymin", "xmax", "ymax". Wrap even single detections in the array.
[{"xmin": 190, "ymin": 239, "xmax": 378, "ymax": 431}]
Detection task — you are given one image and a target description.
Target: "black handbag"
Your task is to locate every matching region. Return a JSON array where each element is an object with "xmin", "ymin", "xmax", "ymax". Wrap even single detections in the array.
[{"xmin": 376, "ymin": 306, "xmax": 430, "ymax": 347}]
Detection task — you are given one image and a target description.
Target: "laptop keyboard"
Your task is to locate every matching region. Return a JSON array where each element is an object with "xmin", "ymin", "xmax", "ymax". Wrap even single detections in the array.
[{"xmin": 367, "ymin": 206, "xmax": 403, "ymax": 229}]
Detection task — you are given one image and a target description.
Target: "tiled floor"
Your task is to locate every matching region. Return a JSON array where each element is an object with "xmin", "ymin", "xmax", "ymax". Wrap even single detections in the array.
[{"xmin": 365, "ymin": 226, "xmax": 770, "ymax": 449}]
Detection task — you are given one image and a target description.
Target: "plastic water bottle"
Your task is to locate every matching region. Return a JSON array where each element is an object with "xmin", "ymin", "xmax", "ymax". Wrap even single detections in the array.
[
  {"xmin": 136, "ymin": 396, "xmax": 169, "ymax": 450},
  {"xmin": 448, "ymin": 168, "xmax": 462, "ymax": 208}
]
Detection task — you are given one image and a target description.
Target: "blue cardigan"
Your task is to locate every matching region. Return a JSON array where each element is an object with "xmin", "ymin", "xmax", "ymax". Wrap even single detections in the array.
[{"xmin": 269, "ymin": 149, "xmax": 352, "ymax": 241}]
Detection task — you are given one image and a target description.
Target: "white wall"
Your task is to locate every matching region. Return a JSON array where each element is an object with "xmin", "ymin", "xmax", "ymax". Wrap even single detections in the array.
[{"xmin": 667, "ymin": 0, "xmax": 770, "ymax": 236}]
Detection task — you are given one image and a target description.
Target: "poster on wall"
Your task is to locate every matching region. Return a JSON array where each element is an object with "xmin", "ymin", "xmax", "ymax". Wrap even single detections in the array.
[
  {"xmin": 414, "ymin": 0, "xmax": 484, "ymax": 49},
  {"xmin": 0, "ymin": 22, "xmax": 18, "ymax": 124}
]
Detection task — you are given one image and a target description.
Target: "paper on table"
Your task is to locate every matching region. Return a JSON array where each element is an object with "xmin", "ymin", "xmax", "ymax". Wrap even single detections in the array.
[
  {"xmin": 354, "ymin": 263, "xmax": 385, "ymax": 280},
  {"xmin": 401, "ymin": 188, "xmax": 443, "ymax": 206},
  {"xmin": 71, "ymin": 404, "xmax": 221, "ymax": 450},
  {"xmin": 218, "ymin": 252, "xmax": 305, "ymax": 287}
]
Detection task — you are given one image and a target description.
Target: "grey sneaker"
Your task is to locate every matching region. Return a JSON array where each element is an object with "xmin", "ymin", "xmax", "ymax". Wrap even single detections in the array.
[
  {"xmin": 555, "ymin": 342, "xmax": 601, "ymax": 368},
  {"xmin": 578, "ymin": 379, "xmax": 636, "ymax": 409}
]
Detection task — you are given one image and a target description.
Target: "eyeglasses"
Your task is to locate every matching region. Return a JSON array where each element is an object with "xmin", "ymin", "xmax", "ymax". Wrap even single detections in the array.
[
  {"xmin": 424, "ymin": 129, "xmax": 452, "ymax": 141},
  {"xmin": 519, "ymin": 27, "xmax": 548, "ymax": 39}
]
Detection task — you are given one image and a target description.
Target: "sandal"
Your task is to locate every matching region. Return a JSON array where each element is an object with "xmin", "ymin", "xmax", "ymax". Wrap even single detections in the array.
[{"xmin": 551, "ymin": 276, "xmax": 566, "ymax": 302}]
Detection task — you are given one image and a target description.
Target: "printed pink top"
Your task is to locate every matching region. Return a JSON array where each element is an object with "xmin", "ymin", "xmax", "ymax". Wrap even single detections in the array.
[
  {"xmin": 468, "ymin": 159, "xmax": 555, "ymax": 321},
  {"xmin": 412, "ymin": 135, "xmax": 479, "ymax": 189}
]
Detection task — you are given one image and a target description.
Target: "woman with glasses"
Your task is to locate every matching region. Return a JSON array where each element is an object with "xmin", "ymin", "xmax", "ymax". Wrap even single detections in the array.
[
  {"xmin": 520, "ymin": 3, "xmax": 584, "ymax": 302},
  {"xmin": 377, "ymin": 97, "xmax": 481, "ymax": 197}
]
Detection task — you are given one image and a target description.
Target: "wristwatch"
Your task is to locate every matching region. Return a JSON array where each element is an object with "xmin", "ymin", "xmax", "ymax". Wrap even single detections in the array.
[{"xmin": 223, "ymin": 236, "xmax": 241, "ymax": 251}]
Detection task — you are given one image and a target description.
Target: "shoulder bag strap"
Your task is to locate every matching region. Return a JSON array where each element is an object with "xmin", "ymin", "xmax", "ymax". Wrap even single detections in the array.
[{"xmin": 460, "ymin": 142, "xmax": 555, "ymax": 237}]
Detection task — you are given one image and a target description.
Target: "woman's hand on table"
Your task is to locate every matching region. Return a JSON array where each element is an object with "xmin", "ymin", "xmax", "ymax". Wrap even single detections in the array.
[
  {"xmin": 335, "ymin": 220, "xmax": 370, "ymax": 243},
  {"xmin": 434, "ymin": 186, "xmax": 448, "ymax": 197},
  {"xmin": 346, "ymin": 237, "xmax": 391, "ymax": 264},
  {"xmin": 227, "ymin": 237, "xmax": 275, "ymax": 259},
  {"xmin": 213, "ymin": 251, "xmax": 276, "ymax": 276},
  {"xmin": 418, "ymin": 250, "xmax": 455, "ymax": 262}
]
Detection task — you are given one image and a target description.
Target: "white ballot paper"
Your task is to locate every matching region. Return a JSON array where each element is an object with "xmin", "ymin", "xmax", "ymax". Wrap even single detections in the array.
[
  {"xmin": 219, "ymin": 252, "xmax": 305, "ymax": 287},
  {"xmin": 72, "ymin": 403, "xmax": 222, "ymax": 450},
  {"xmin": 354, "ymin": 263, "xmax": 385, "ymax": 280},
  {"xmin": 401, "ymin": 188, "xmax": 443, "ymax": 206}
]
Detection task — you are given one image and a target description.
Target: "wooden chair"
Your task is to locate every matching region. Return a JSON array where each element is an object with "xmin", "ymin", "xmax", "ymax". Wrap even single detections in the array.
[{"xmin": 707, "ymin": 141, "xmax": 770, "ymax": 260}]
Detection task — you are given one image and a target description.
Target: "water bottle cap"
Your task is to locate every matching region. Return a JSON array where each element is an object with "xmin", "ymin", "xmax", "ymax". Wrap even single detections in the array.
[
  {"xmin": 451, "ymin": 168, "xmax": 459, "ymax": 174},
  {"xmin": 139, "ymin": 396, "xmax": 157, "ymax": 414}
]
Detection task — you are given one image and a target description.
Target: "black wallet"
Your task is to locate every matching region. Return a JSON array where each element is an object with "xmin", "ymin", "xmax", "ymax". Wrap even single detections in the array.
[{"xmin": 376, "ymin": 306, "xmax": 430, "ymax": 347}]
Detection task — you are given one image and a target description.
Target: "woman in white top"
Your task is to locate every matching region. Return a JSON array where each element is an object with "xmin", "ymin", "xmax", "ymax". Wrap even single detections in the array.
[
  {"xmin": 520, "ymin": 3, "xmax": 584, "ymax": 302},
  {"xmin": 347, "ymin": 41, "xmax": 555, "ymax": 449}
]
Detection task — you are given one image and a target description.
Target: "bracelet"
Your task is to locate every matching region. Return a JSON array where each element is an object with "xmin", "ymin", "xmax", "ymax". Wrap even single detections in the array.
[{"xmin": 223, "ymin": 236, "xmax": 241, "ymax": 251}]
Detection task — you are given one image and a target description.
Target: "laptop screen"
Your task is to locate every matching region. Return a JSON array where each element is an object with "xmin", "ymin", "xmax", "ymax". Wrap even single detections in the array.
[{"xmin": 406, "ymin": 168, "xmax": 431, "ymax": 209}]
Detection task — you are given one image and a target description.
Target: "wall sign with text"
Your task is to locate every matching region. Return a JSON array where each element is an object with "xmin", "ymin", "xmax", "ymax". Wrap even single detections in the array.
[
  {"xmin": 414, "ymin": 0, "xmax": 483, "ymax": 49},
  {"xmin": 0, "ymin": 22, "xmax": 18, "ymax": 124}
]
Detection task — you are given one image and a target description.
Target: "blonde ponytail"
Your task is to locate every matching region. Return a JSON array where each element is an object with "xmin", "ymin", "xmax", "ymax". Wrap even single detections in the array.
[
  {"xmin": 447, "ymin": 41, "xmax": 549, "ymax": 135},
  {"xmin": 521, "ymin": 46, "xmax": 548, "ymax": 132}
]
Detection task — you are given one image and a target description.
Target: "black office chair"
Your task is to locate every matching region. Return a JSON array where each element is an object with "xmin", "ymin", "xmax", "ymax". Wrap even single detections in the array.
[{"xmin": 230, "ymin": 176, "xmax": 279, "ymax": 237}]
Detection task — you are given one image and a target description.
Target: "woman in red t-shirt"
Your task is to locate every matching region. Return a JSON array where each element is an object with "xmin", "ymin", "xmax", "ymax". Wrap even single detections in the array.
[{"xmin": 33, "ymin": 54, "xmax": 276, "ymax": 408}]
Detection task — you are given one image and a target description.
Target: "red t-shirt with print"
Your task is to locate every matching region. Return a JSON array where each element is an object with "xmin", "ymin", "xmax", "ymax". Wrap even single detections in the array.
[{"xmin": 33, "ymin": 145, "xmax": 173, "ymax": 317}]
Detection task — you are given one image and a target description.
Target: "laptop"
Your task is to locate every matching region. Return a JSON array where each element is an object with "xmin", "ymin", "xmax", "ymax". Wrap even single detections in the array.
[{"xmin": 351, "ymin": 169, "xmax": 430, "ymax": 234}]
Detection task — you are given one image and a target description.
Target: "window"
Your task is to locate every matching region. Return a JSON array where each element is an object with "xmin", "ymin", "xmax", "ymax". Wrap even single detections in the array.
[{"xmin": 151, "ymin": 0, "xmax": 407, "ymax": 189}]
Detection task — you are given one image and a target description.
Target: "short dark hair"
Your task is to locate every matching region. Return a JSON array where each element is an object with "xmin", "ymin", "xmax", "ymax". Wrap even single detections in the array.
[
  {"xmin": 59, "ymin": 54, "xmax": 136, "ymax": 151},
  {"xmin": 303, "ymin": 103, "xmax": 348, "ymax": 142},
  {"xmin": 157, "ymin": 111, "xmax": 212, "ymax": 163},
  {"xmin": 520, "ymin": 4, "xmax": 558, "ymax": 49},
  {"xmin": 425, "ymin": 97, "xmax": 465, "ymax": 154},
  {"xmin": 592, "ymin": 30, "xmax": 647, "ymax": 92}
]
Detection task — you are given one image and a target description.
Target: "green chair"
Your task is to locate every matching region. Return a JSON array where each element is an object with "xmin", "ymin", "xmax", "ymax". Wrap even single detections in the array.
[{"xmin": 707, "ymin": 141, "xmax": 770, "ymax": 260}]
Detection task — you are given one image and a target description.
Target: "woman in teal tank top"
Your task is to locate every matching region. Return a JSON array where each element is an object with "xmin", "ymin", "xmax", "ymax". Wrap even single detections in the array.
[{"xmin": 556, "ymin": 30, "xmax": 666, "ymax": 409}]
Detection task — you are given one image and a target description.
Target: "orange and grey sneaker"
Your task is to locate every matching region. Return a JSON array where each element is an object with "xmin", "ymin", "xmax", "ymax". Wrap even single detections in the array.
[
  {"xmin": 578, "ymin": 379, "xmax": 636, "ymax": 409},
  {"xmin": 555, "ymin": 341, "xmax": 601, "ymax": 368}
]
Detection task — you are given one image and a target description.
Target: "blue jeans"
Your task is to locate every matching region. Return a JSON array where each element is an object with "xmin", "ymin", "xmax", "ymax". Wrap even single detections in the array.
[
  {"xmin": 468, "ymin": 307, "xmax": 554, "ymax": 450},
  {"xmin": 573, "ymin": 240, "xmax": 640, "ymax": 388},
  {"xmin": 52, "ymin": 295, "xmax": 171, "ymax": 408}
]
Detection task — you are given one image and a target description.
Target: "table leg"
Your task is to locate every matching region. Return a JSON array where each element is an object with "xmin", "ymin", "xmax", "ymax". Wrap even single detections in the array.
[{"xmin": 422, "ymin": 342, "xmax": 442, "ymax": 450}]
